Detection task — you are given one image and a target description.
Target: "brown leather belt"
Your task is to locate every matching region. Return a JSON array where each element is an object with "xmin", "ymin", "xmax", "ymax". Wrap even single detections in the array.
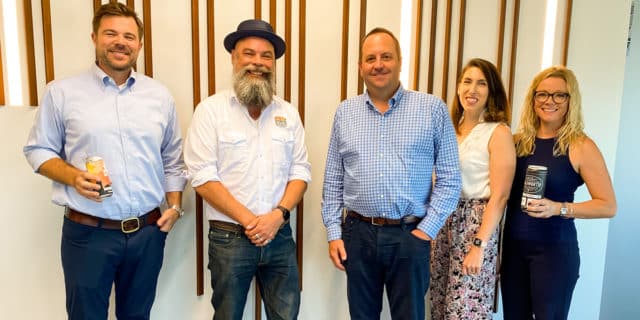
[
  {"xmin": 65, "ymin": 207, "xmax": 161, "ymax": 233},
  {"xmin": 347, "ymin": 210, "xmax": 419, "ymax": 226},
  {"xmin": 209, "ymin": 220, "xmax": 245, "ymax": 233}
]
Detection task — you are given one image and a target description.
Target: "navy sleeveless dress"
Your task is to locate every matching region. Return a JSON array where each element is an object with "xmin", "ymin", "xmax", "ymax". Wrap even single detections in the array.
[{"xmin": 501, "ymin": 137, "xmax": 584, "ymax": 320}]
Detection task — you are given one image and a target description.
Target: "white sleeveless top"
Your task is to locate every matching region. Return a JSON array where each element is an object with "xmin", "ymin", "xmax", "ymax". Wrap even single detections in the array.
[{"xmin": 458, "ymin": 122, "xmax": 500, "ymax": 199}]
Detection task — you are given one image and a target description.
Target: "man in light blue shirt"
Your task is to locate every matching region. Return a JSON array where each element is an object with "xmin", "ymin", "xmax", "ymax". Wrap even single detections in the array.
[
  {"xmin": 23, "ymin": 3, "xmax": 186, "ymax": 319},
  {"xmin": 321, "ymin": 28, "xmax": 461, "ymax": 320}
]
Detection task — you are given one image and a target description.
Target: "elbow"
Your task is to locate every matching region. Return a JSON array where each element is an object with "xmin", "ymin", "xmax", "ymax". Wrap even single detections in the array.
[{"xmin": 605, "ymin": 202, "xmax": 617, "ymax": 218}]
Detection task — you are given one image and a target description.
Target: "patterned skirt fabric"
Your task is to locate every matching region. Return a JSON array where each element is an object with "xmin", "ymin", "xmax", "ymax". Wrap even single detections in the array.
[{"xmin": 430, "ymin": 199, "xmax": 499, "ymax": 320}]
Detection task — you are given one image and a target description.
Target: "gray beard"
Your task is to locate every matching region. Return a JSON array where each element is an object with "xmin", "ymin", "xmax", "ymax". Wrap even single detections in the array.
[{"xmin": 233, "ymin": 67, "xmax": 275, "ymax": 109}]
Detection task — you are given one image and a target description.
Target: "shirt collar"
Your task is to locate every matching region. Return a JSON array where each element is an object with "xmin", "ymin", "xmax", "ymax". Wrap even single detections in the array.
[
  {"xmin": 92, "ymin": 63, "xmax": 137, "ymax": 91},
  {"xmin": 364, "ymin": 84, "xmax": 405, "ymax": 113}
]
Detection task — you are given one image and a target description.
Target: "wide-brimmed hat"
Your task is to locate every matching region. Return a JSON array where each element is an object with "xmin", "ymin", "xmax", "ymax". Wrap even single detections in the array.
[{"xmin": 224, "ymin": 19, "xmax": 286, "ymax": 59}]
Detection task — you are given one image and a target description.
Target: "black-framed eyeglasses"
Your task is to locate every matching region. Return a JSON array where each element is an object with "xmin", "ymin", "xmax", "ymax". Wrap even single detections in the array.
[{"xmin": 534, "ymin": 91, "xmax": 570, "ymax": 104}]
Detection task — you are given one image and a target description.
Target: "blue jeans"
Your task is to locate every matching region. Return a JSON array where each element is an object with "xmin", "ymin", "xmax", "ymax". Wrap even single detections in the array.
[
  {"xmin": 208, "ymin": 223, "xmax": 300, "ymax": 320},
  {"xmin": 500, "ymin": 239, "xmax": 580, "ymax": 320},
  {"xmin": 342, "ymin": 215, "xmax": 431, "ymax": 320},
  {"xmin": 61, "ymin": 216, "xmax": 167, "ymax": 320}
]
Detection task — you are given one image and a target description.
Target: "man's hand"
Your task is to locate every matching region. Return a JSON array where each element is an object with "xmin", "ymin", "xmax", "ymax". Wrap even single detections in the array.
[
  {"xmin": 410, "ymin": 228, "xmax": 432, "ymax": 241},
  {"xmin": 328, "ymin": 239, "xmax": 347, "ymax": 271},
  {"xmin": 157, "ymin": 208, "xmax": 181, "ymax": 233},
  {"xmin": 245, "ymin": 209, "xmax": 284, "ymax": 247},
  {"xmin": 73, "ymin": 171, "xmax": 103, "ymax": 202}
]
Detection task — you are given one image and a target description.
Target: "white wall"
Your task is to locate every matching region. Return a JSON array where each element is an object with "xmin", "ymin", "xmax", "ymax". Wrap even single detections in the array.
[{"xmin": 0, "ymin": 0, "xmax": 632, "ymax": 319}]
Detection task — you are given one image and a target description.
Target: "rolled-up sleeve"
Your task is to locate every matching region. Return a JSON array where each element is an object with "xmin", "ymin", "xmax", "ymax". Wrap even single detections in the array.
[
  {"xmin": 288, "ymin": 111, "xmax": 311, "ymax": 183},
  {"xmin": 184, "ymin": 103, "xmax": 221, "ymax": 188},
  {"xmin": 23, "ymin": 85, "xmax": 66, "ymax": 172}
]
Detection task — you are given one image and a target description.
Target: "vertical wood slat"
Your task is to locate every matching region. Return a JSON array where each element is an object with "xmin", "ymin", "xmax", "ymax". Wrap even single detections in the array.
[
  {"xmin": 411, "ymin": 0, "xmax": 424, "ymax": 90},
  {"xmin": 23, "ymin": 0, "xmax": 38, "ymax": 105},
  {"xmin": 497, "ymin": 0, "xmax": 507, "ymax": 73},
  {"xmin": 441, "ymin": 0, "xmax": 453, "ymax": 101},
  {"xmin": 508, "ymin": 0, "xmax": 521, "ymax": 107},
  {"xmin": 191, "ymin": 0, "xmax": 204, "ymax": 297},
  {"xmin": 270, "ymin": 0, "xmax": 277, "ymax": 29},
  {"xmin": 357, "ymin": 0, "xmax": 367, "ymax": 94},
  {"xmin": 284, "ymin": 0, "xmax": 292, "ymax": 101},
  {"xmin": 561, "ymin": 0, "xmax": 573, "ymax": 66},
  {"xmin": 296, "ymin": 0, "xmax": 307, "ymax": 292},
  {"xmin": 127, "ymin": 0, "xmax": 134, "ymax": 9},
  {"xmin": 255, "ymin": 0, "xmax": 262, "ymax": 19},
  {"xmin": 207, "ymin": 0, "xmax": 216, "ymax": 94},
  {"xmin": 427, "ymin": 0, "xmax": 438, "ymax": 93},
  {"xmin": 142, "ymin": 0, "xmax": 153, "ymax": 77},
  {"xmin": 42, "ymin": 0, "xmax": 55, "ymax": 83},
  {"xmin": 94, "ymin": 0, "xmax": 102, "ymax": 12},
  {"xmin": 340, "ymin": 0, "xmax": 350, "ymax": 101},
  {"xmin": 455, "ymin": 0, "xmax": 467, "ymax": 81}
]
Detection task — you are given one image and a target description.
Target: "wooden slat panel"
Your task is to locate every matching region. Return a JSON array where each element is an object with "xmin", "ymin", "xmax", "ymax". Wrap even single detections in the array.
[
  {"xmin": 142, "ymin": 0, "xmax": 152, "ymax": 77},
  {"xmin": 295, "ymin": 0, "xmax": 307, "ymax": 293},
  {"xmin": 127, "ymin": 0, "xmax": 134, "ymax": 9},
  {"xmin": 441, "ymin": 0, "xmax": 453, "ymax": 101},
  {"xmin": 42, "ymin": 0, "xmax": 55, "ymax": 83},
  {"xmin": 412, "ymin": 0, "xmax": 423, "ymax": 90},
  {"xmin": 562, "ymin": 0, "xmax": 573, "ymax": 66},
  {"xmin": 455, "ymin": 0, "xmax": 467, "ymax": 81},
  {"xmin": 207, "ymin": 0, "xmax": 216, "ymax": 94},
  {"xmin": 497, "ymin": 0, "xmax": 507, "ymax": 73},
  {"xmin": 508, "ymin": 0, "xmax": 521, "ymax": 107},
  {"xmin": 191, "ymin": 0, "xmax": 203, "ymax": 297},
  {"xmin": 255, "ymin": 0, "xmax": 261, "ymax": 19},
  {"xmin": 94, "ymin": 0, "xmax": 102, "ymax": 12},
  {"xmin": 284, "ymin": 0, "xmax": 292, "ymax": 100},
  {"xmin": 270, "ymin": 0, "xmax": 276, "ymax": 29},
  {"xmin": 23, "ymin": 0, "xmax": 38, "ymax": 105},
  {"xmin": 427, "ymin": 0, "xmax": 438, "ymax": 93},
  {"xmin": 357, "ymin": 0, "xmax": 367, "ymax": 94},
  {"xmin": 340, "ymin": 0, "xmax": 350, "ymax": 101}
]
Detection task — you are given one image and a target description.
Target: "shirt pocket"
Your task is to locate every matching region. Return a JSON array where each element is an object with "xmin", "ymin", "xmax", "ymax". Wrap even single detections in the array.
[
  {"xmin": 271, "ymin": 131, "xmax": 294, "ymax": 177},
  {"xmin": 218, "ymin": 131, "xmax": 250, "ymax": 172}
]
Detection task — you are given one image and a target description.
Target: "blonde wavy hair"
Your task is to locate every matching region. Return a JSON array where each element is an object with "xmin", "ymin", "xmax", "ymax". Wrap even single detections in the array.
[{"xmin": 514, "ymin": 66, "xmax": 585, "ymax": 157}]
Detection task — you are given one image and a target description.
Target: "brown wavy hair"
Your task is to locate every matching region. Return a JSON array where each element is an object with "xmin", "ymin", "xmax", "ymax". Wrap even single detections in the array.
[
  {"xmin": 451, "ymin": 58, "xmax": 510, "ymax": 133},
  {"xmin": 93, "ymin": 2, "xmax": 143, "ymax": 40},
  {"xmin": 514, "ymin": 66, "xmax": 585, "ymax": 157}
]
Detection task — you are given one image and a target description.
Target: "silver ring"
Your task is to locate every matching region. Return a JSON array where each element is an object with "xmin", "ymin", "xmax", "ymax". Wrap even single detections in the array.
[{"xmin": 254, "ymin": 234, "xmax": 261, "ymax": 240}]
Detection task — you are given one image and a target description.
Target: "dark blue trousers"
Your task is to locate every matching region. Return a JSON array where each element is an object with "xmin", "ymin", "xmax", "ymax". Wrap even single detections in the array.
[
  {"xmin": 61, "ymin": 216, "xmax": 167, "ymax": 320},
  {"xmin": 342, "ymin": 215, "xmax": 431, "ymax": 320},
  {"xmin": 500, "ymin": 238, "xmax": 580, "ymax": 320}
]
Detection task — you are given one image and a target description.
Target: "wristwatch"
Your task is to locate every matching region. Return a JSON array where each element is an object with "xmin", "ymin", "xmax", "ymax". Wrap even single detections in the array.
[
  {"xmin": 559, "ymin": 202, "xmax": 568, "ymax": 218},
  {"xmin": 170, "ymin": 204, "xmax": 185, "ymax": 218},
  {"xmin": 472, "ymin": 238, "xmax": 487, "ymax": 248},
  {"xmin": 276, "ymin": 205, "xmax": 290, "ymax": 222}
]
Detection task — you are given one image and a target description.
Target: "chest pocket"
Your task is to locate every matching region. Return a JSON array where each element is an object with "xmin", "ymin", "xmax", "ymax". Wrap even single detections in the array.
[
  {"xmin": 271, "ymin": 131, "xmax": 294, "ymax": 177},
  {"xmin": 218, "ymin": 131, "xmax": 250, "ymax": 172}
]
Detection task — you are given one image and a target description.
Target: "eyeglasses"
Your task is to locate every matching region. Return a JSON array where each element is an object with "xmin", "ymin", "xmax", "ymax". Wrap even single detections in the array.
[{"xmin": 534, "ymin": 91, "xmax": 570, "ymax": 104}]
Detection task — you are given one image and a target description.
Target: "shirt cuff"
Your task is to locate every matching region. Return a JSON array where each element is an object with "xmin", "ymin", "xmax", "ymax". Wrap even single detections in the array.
[
  {"xmin": 190, "ymin": 166, "xmax": 220, "ymax": 187},
  {"xmin": 164, "ymin": 174, "xmax": 188, "ymax": 193},
  {"xmin": 25, "ymin": 149, "xmax": 60, "ymax": 173},
  {"xmin": 326, "ymin": 224, "xmax": 342, "ymax": 242},
  {"xmin": 416, "ymin": 214, "xmax": 441, "ymax": 240}
]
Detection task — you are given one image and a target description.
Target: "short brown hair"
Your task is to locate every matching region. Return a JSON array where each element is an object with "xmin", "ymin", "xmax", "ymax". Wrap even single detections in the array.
[
  {"xmin": 359, "ymin": 27, "xmax": 401, "ymax": 63},
  {"xmin": 92, "ymin": 2, "xmax": 143, "ymax": 39}
]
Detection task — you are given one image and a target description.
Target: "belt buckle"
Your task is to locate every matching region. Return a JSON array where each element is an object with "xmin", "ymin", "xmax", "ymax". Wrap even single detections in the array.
[
  {"xmin": 121, "ymin": 217, "xmax": 140, "ymax": 233},
  {"xmin": 370, "ymin": 216, "xmax": 382, "ymax": 226}
]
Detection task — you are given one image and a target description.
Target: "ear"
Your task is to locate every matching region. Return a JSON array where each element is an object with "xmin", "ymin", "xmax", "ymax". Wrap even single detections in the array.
[{"xmin": 91, "ymin": 32, "xmax": 96, "ymax": 44}]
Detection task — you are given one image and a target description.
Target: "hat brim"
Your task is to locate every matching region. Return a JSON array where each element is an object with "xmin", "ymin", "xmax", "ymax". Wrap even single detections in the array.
[{"xmin": 224, "ymin": 30, "xmax": 286, "ymax": 59}]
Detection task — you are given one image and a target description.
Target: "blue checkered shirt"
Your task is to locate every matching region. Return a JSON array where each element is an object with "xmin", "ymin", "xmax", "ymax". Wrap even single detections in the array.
[{"xmin": 321, "ymin": 86, "xmax": 461, "ymax": 241}]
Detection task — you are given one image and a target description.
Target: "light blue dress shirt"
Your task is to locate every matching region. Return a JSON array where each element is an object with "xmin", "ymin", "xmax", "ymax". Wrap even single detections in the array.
[
  {"xmin": 24, "ymin": 65, "xmax": 187, "ymax": 219},
  {"xmin": 321, "ymin": 86, "xmax": 461, "ymax": 241}
]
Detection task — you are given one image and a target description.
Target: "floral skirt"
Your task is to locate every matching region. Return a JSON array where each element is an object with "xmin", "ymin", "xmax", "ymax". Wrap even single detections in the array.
[{"xmin": 430, "ymin": 199, "xmax": 499, "ymax": 320}]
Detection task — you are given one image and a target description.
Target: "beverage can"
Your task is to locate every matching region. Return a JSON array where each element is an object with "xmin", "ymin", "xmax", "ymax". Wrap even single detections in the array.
[
  {"xmin": 521, "ymin": 165, "xmax": 547, "ymax": 210},
  {"xmin": 85, "ymin": 156, "xmax": 113, "ymax": 198}
]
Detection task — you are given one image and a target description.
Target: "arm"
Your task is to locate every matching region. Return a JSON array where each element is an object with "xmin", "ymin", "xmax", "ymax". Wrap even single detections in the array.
[
  {"xmin": 462, "ymin": 124, "xmax": 515, "ymax": 275},
  {"xmin": 38, "ymin": 158, "xmax": 103, "ymax": 202},
  {"xmin": 526, "ymin": 137, "xmax": 616, "ymax": 219},
  {"xmin": 194, "ymin": 181, "xmax": 257, "ymax": 227}
]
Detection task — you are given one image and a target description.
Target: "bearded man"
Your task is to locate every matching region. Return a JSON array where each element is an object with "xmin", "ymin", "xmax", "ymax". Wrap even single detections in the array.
[{"xmin": 183, "ymin": 19, "xmax": 311, "ymax": 320}]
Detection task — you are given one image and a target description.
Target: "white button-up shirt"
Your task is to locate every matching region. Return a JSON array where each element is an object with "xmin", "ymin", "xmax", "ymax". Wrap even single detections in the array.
[{"xmin": 184, "ymin": 89, "xmax": 311, "ymax": 223}]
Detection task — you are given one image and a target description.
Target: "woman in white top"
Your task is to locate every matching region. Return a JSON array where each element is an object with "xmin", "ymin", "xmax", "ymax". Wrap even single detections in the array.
[{"xmin": 430, "ymin": 58, "xmax": 516, "ymax": 319}]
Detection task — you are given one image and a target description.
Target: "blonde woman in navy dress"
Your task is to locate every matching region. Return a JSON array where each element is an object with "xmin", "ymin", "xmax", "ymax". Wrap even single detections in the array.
[
  {"xmin": 430, "ymin": 58, "xmax": 516, "ymax": 319},
  {"xmin": 501, "ymin": 66, "xmax": 617, "ymax": 320}
]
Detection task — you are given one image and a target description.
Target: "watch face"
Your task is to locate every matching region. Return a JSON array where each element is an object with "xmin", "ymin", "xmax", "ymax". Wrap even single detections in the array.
[{"xmin": 473, "ymin": 238, "xmax": 482, "ymax": 246}]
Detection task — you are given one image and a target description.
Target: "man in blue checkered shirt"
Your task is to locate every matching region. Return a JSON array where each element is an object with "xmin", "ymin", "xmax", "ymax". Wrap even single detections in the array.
[{"xmin": 321, "ymin": 27, "xmax": 461, "ymax": 320}]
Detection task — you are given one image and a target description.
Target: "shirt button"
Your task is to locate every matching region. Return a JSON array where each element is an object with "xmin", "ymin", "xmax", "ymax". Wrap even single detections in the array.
[{"xmin": 380, "ymin": 194, "xmax": 384, "ymax": 198}]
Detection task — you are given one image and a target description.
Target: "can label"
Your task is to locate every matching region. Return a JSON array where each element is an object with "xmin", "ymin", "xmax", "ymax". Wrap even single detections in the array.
[
  {"xmin": 521, "ymin": 165, "xmax": 547, "ymax": 210},
  {"xmin": 85, "ymin": 156, "xmax": 113, "ymax": 198}
]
